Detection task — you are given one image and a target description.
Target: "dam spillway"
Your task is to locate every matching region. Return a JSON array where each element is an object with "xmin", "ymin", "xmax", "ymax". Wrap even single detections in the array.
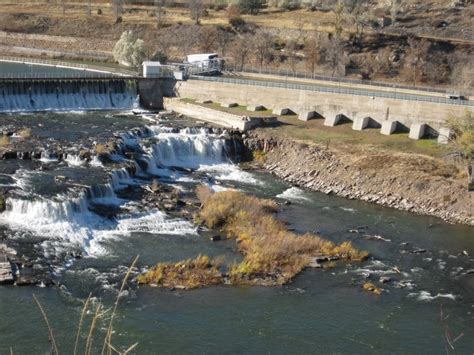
[{"xmin": 0, "ymin": 78, "xmax": 139, "ymax": 112}]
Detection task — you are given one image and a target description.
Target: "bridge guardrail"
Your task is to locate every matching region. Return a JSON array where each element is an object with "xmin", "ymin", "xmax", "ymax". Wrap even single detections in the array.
[{"xmin": 191, "ymin": 75, "xmax": 474, "ymax": 107}]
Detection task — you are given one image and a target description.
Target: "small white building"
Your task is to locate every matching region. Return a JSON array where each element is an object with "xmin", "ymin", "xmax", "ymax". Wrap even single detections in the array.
[{"xmin": 142, "ymin": 61, "xmax": 162, "ymax": 78}]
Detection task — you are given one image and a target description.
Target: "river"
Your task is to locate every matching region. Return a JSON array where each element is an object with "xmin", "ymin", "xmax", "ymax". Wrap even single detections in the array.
[{"xmin": 0, "ymin": 62, "xmax": 473, "ymax": 354}]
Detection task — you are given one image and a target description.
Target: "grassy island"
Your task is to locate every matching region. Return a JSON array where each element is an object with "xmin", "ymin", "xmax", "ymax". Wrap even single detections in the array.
[{"xmin": 138, "ymin": 187, "xmax": 368, "ymax": 289}]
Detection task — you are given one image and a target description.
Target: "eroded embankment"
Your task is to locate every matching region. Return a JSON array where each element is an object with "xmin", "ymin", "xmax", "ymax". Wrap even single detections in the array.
[{"xmin": 244, "ymin": 129, "xmax": 474, "ymax": 226}]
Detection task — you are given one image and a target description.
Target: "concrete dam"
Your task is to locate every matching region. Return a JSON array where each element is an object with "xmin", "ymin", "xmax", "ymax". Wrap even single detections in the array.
[
  {"xmin": 176, "ymin": 76, "xmax": 473, "ymax": 141},
  {"xmin": 1, "ymin": 72, "xmax": 471, "ymax": 142},
  {"xmin": 0, "ymin": 77, "xmax": 175, "ymax": 113}
]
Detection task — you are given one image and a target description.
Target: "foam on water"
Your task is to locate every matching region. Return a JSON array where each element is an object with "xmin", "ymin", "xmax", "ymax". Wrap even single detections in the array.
[
  {"xmin": 408, "ymin": 291, "xmax": 457, "ymax": 302},
  {"xmin": 198, "ymin": 164, "xmax": 262, "ymax": 185},
  {"xmin": 90, "ymin": 156, "xmax": 103, "ymax": 167},
  {"xmin": 276, "ymin": 187, "xmax": 311, "ymax": 201},
  {"xmin": 65, "ymin": 154, "xmax": 85, "ymax": 167}
]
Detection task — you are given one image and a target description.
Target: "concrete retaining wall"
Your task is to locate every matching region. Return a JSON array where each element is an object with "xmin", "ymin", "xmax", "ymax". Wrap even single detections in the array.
[
  {"xmin": 163, "ymin": 99, "xmax": 260, "ymax": 131},
  {"xmin": 177, "ymin": 80, "xmax": 470, "ymax": 130},
  {"xmin": 138, "ymin": 78, "xmax": 176, "ymax": 110}
]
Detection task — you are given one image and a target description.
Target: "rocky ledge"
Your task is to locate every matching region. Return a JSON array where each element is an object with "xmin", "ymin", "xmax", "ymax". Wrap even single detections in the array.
[{"xmin": 244, "ymin": 129, "xmax": 474, "ymax": 226}]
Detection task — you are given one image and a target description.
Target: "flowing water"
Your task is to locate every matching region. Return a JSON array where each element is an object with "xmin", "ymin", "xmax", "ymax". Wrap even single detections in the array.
[{"xmin": 0, "ymin": 63, "xmax": 473, "ymax": 354}]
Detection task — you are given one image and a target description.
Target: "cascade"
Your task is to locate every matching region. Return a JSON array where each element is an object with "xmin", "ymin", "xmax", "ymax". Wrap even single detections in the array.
[{"xmin": 144, "ymin": 128, "xmax": 228, "ymax": 171}]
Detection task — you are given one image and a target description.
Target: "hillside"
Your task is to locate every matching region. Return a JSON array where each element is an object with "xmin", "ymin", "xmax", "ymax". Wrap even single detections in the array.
[{"xmin": 0, "ymin": 0, "xmax": 472, "ymax": 89}]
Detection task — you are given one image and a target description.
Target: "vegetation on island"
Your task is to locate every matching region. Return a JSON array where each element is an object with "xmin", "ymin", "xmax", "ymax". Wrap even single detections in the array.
[{"xmin": 138, "ymin": 187, "xmax": 367, "ymax": 289}]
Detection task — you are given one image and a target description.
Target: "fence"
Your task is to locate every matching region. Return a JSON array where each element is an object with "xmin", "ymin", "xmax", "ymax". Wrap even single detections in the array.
[
  {"xmin": 190, "ymin": 75, "xmax": 474, "ymax": 107},
  {"xmin": 223, "ymin": 64, "xmax": 473, "ymax": 97}
]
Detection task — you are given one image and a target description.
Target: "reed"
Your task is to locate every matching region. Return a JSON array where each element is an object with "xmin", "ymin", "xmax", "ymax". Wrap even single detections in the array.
[{"xmin": 28, "ymin": 256, "xmax": 139, "ymax": 354}]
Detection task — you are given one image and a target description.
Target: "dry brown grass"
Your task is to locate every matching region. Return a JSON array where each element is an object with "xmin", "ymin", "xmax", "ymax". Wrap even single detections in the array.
[
  {"xmin": 138, "ymin": 188, "xmax": 367, "ymax": 288},
  {"xmin": 94, "ymin": 141, "xmax": 115, "ymax": 156},
  {"xmin": 17, "ymin": 128, "xmax": 32, "ymax": 138},
  {"xmin": 196, "ymin": 187, "xmax": 367, "ymax": 285},
  {"xmin": 137, "ymin": 255, "xmax": 223, "ymax": 289},
  {"xmin": 0, "ymin": 135, "xmax": 9, "ymax": 147}
]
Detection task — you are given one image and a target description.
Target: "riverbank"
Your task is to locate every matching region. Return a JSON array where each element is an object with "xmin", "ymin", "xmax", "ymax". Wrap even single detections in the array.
[{"xmin": 244, "ymin": 128, "xmax": 474, "ymax": 226}]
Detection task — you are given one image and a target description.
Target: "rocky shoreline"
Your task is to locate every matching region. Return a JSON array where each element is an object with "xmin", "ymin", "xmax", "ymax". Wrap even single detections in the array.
[{"xmin": 243, "ymin": 129, "xmax": 474, "ymax": 226}]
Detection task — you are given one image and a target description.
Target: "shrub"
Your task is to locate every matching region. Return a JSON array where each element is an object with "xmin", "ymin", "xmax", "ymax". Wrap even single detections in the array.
[
  {"xmin": 137, "ymin": 255, "xmax": 223, "ymax": 289},
  {"xmin": 195, "ymin": 188, "xmax": 367, "ymax": 285},
  {"xmin": 150, "ymin": 50, "xmax": 168, "ymax": 64},
  {"xmin": 252, "ymin": 149, "xmax": 266, "ymax": 165},
  {"xmin": 279, "ymin": 0, "xmax": 300, "ymax": 11},
  {"xmin": 238, "ymin": 0, "xmax": 265, "ymax": 14},
  {"xmin": 229, "ymin": 15, "xmax": 246, "ymax": 29},
  {"xmin": 140, "ymin": 188, "xmax": 367, "ymax": 289}
]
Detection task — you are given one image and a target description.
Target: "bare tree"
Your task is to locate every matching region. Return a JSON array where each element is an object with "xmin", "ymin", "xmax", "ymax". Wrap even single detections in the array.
[
  {"xmin": 215, "ymin": 27, "xmax": 233, "ymax": 57},
  {"xmin": 390, "ymin": 0, "xmax": 399, "ymax": 24},
  {"xmin": 154, "ymin": 0, "xmax": 167, "ymax": 28},
  {"xmin": 111, "ymin": 0, "xmax": 123, "ymax": 22},
  {"xmin": 285, "ymin": 39, "xmax": 300, "ymax": 74},
  {"xmin": 230, "ymin": 34, "xmax": 252, "ymax": 70},
  {"xmin": 332, "ymin": 0, "xmax": 345, "ymax": 38},
  {"xmin": 87, "ymin": 0, "xmax": 92, "ymax": 16},
  {"xmin": 199, "ymin": 26, "xmax": 217, "ymax": 52},
  {"xmin": 251, "ymin": 30, "xmax": 274, "ymax": 69},
  {"xmin": 324, "ymin": 35, "xmax": 348, "ymax": 76},
  {"xmin": 303, "ymin": 33, "xmax": 324, "ymax": 76},
  {"xmin": 401, "ymin": 37, "xmax": 430, "ymax": 85},
  {"xmin": 189, "ymin": 0, "xmax": 205, "ymax": 25},
  {"xmin": 450, "ymin": 53, "xmax": 474, "ymax": 90},
  {"xmin": 346, "ymin": 1, "xmax": 372, "ymax": 44},
  {"xmin": 178, "ymin": 25, "xmax": 200, "ymax": 56},
  {"xmin": 368, "ymin": 47, "xmax": 393, "ymax": 78},
  {"xmin": 293, "ymin": 18, "xmax": 307, "ymax": 42}
]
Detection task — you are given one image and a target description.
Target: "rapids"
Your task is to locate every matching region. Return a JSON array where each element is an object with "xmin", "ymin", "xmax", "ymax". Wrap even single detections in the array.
[{"xmin": 0, "ymin": 63, "xmax": 473, "ymax": 354}]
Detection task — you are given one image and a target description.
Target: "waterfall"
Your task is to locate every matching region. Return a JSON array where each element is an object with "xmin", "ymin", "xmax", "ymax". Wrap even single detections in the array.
[
  {"xmin": 0, "ymin": 123, "xmax": 248, "ymax": 259},
  {"xmin": 0, "ymin": 80, "xmax": 137, "ymax": 113},
  {"xmin": 144, "ymin": 128, "xmax": 228, "ymax": 172},
  {"xmin": 5, "ymin": 195, "xmax": 88, "ymax": 222},
  {"xmin": 111, "ymin": 168, "xmax": 134, "ymax": 190}
]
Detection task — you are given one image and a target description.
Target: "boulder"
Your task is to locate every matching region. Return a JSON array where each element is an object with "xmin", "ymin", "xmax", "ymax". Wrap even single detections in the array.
[{"xmin": 0, "ymin": 254, "xmax": 13, "ymax": 284}]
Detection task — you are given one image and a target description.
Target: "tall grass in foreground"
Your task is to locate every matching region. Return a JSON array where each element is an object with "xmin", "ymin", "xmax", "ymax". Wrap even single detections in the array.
[
  {"xmin": 22, "ymin": 256, "xmax": 139, "ymax": 355},
  {"xmin": 139, "ymin": 187, "xmax": 367, "ymax": 288}
]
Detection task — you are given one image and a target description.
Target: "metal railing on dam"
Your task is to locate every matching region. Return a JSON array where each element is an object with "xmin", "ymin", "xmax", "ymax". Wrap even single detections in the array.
[
  {"xmin": 190, "ymin": 75, "xmax": 474, "ymax": 107},
  {"xmin": 223, "ymin": 64, "xmax": 472, "ymax": 96},
  {"xmin": 0, "ymin": 55, "xmax": 138, "ymax": 77}
]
